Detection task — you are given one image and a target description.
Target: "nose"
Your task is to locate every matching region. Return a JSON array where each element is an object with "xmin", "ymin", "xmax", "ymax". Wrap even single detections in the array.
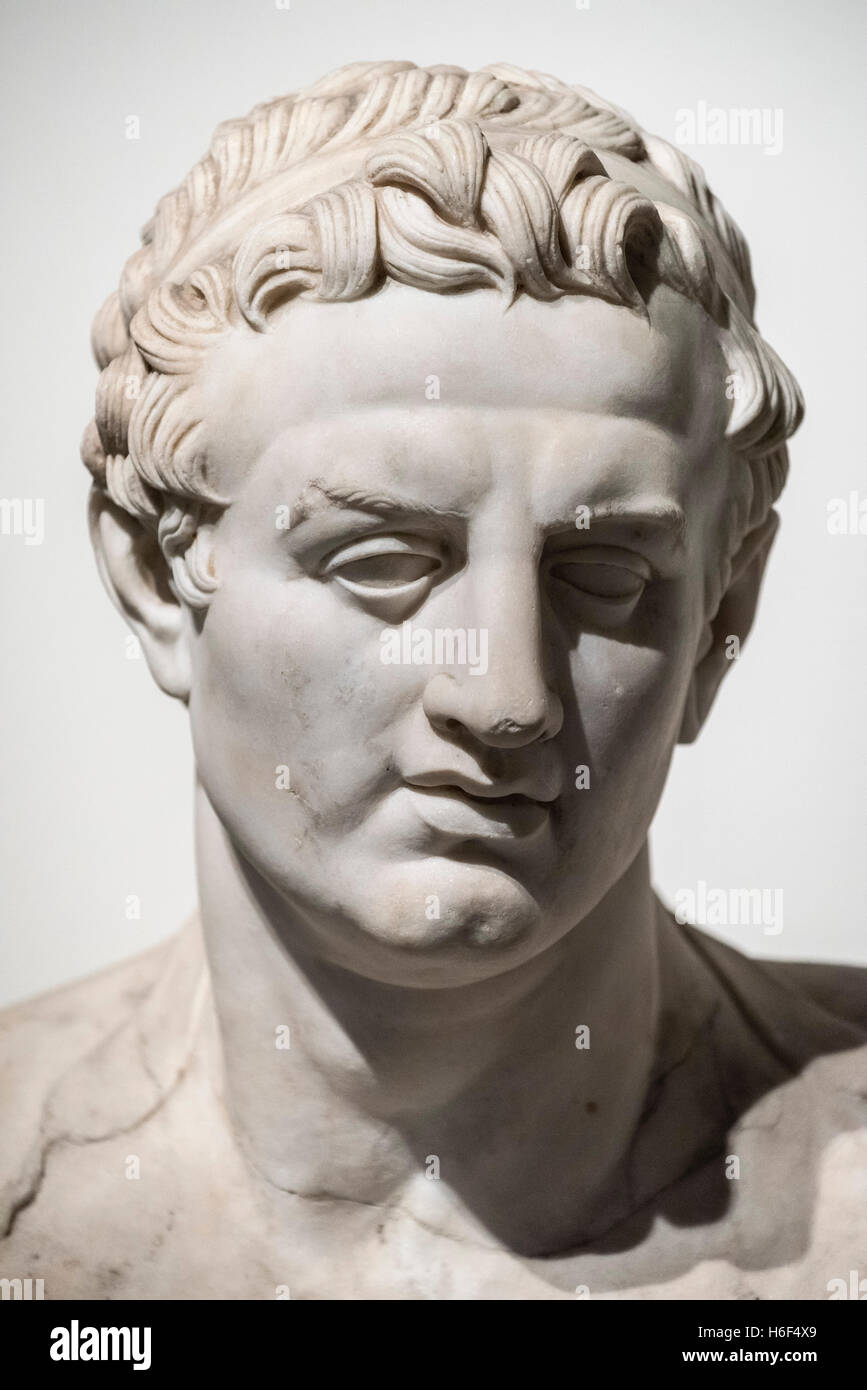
[{"xmin": 421, "ymin": 562, "xmax": 564, "ymax": 750}]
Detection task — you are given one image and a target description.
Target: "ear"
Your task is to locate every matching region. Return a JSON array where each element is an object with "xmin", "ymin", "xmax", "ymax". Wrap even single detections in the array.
[
  {"xmin": 677, "ymin": 509, "xmax": 779, "ymax": 744},
  {"xmin": 88, "ymin": 489, "xmax": 192, "ymax": 701}
]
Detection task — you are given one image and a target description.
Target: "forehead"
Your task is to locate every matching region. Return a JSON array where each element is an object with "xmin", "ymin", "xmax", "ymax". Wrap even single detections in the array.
[{"xmin": 197, "ymin": 281, "xmax": 730, "ymax": 515}]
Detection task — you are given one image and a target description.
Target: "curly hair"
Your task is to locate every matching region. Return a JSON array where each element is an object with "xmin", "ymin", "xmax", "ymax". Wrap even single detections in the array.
[{"xmin": 82, "ymin": 60, "xmax": 802, "ymax": 613}]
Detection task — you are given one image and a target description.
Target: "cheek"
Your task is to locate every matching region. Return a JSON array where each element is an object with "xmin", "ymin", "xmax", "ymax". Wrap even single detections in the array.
[
  {"xmin": 578, "ymin": 644, "xmax": 685, "ymax": 772},
  {"xmin": 187, "ymin": 572, "xmax": 413, "ymax": 811},
  {"xmin": 529, "ymin": 624, "xmax": 696, "ymax": 918},
  {"xmin": 568, "ymin": 590, "xmax": 699, "ymax": 801}
]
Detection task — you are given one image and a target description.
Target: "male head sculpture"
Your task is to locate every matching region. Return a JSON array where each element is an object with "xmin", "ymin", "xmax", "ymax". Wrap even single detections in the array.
[
  {"xmin": 2, "ymin": 61, "xmax": 864, "ymax": 1301},
  {"xmin": 81, "ymin": 59, "xmax": 801, "ymax": 981}
]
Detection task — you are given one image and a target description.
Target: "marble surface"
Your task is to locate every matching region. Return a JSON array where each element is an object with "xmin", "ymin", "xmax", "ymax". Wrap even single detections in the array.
[
  {"xmin": 4, "ymin": 61, "xmax": 862, "ymax": 1300},
  {"xmin": 1, "ymin": 908, "xmax": 864, "ymax": 1299}
]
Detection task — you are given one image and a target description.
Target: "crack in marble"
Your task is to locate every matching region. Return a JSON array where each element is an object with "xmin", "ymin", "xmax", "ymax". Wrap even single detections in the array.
[{"xmin": 0, "ymin": 969, "xmax": 209, "ymax": 1244}]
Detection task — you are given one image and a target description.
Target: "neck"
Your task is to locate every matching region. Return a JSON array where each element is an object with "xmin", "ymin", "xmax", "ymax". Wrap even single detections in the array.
[{"xmin": 194, "ymin": 781, "xmax": 695, "ymax": 1253}]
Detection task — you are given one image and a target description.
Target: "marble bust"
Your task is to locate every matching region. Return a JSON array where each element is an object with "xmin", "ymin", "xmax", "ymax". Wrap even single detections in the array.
[{"xmin": 2, "ymin": 60, "xmax": 865, "ymax": 1300}]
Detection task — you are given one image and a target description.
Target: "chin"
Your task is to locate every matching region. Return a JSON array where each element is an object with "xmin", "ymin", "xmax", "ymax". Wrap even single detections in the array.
[{"xmin": 318, "ymin": 854, "xmax": 551, "ymax": 986}]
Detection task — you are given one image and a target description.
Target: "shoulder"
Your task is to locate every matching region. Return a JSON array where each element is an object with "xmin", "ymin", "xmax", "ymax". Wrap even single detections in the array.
[
  {"xmin": 755, "ymin": 956, "xmax": 867, "ymax": 1035},
  {"xmin": 0, "ymin": 933, "xmax": 179, "ymax": 1090},
  {"xmin": 0, "ymin": 924, "xmax": 205, "ymax": 1242},
  {"xmin": 0, "ymin": 933, "xmax": 177, "ymax": 1059},
  {"xmin": 632, "ymin": 916, "xmax": 867, "ymax": 1296},
  {"xmin": 676, "ymin": 920, "xmax": 867, "ymax": 1055},
  {"xmin": 672, "ymin": 918, "xmax": 867, "ymax": 1191}
]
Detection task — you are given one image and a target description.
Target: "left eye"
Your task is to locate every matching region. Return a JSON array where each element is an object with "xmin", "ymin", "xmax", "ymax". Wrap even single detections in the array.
[
  {"xmin": 322, "ymin": 536, "xmax": 444, "ymax": 594},
  {"xmin": 550, "ymin": 561, "xmax": 646, "ymax": 600}
]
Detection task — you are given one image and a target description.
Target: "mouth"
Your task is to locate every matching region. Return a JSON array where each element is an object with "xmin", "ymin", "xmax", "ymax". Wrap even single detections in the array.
[
  {"xmin": 401, "ymin": 782, "xmax": 554, "ymax": 841},
  {"xmin": 424, "ymin": 785, "xmax": 546, "ymax": 808}
]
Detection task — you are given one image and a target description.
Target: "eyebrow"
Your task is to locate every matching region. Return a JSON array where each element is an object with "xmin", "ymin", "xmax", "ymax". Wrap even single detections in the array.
[
  {"xmin": 287, "ymin": 479, "xmax": 467, "ymax": 530},
  {"xmin": 549, "ymin": 501, "xmax": 688, "ymax": 547},
  {"xmin": 287, "ymin": 479, "xmax": 687, "ymax": 547}
]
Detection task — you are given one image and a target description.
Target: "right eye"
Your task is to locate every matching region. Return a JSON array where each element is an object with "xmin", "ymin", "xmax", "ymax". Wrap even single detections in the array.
[{"xmin": 321, "ymin": 535, "xmax": 444, "ymax": 598}]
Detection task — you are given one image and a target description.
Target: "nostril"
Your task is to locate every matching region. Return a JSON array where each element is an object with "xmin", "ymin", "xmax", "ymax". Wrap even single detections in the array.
[{"xmin": 444, "ymin": 717, "xmax": 461, "ymax": 733}]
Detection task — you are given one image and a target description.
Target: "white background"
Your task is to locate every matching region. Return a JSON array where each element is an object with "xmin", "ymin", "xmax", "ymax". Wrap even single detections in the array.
[{"xmin": 1, "ymin": 0, "xmax": 864, "ymax": 1007}]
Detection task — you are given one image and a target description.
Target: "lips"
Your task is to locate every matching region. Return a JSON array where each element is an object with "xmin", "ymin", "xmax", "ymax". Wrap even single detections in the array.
[
  {"xmin": 404, "ymin": 769, "xmax": 559, "ymax": 805},
  {"xmin": 401, "ymin": 782, "xmax": 553, "ymax": 841}
]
